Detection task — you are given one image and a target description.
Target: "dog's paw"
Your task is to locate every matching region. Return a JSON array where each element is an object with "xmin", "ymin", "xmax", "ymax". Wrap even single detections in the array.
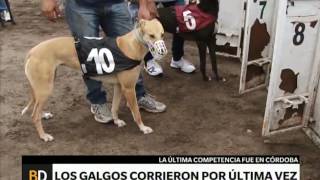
[
  {"xmin": 140, "ymin": 126, "xmax": 153, "ymax": 134},
  {"xmin": 42, "ymin": 112, "xmax": 53, "ymax": 120},
  {"xmin": 40, "ymin": 133, "xmax": 54, "ymax": 142},
  {"xmin": 216, "ymin": 77, "xmax": 227, "ymax": 82},
  {"xmin": 114, "ymin": 119, "xmax": 126, "ymax": 127}
]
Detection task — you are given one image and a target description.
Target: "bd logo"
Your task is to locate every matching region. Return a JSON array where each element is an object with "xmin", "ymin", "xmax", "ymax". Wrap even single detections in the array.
[
  {"xmin": 22, "ymin": 158, "xmax": 52, "ymax": 180},
  {"xmin": 28, "ymin": 169, "xmax": 47, "ymax": 180}
]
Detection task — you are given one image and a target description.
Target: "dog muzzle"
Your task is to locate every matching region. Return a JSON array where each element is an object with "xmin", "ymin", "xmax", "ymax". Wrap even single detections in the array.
[{"xmin": 147, "ymin": 40, "xmax": 168, "ymax": 60}]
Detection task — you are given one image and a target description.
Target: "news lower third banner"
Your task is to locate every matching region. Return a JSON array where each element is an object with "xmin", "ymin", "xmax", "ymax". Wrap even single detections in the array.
[{"xmin": 22, "ymin": 155, "xmax": 300, "ymax": 180}]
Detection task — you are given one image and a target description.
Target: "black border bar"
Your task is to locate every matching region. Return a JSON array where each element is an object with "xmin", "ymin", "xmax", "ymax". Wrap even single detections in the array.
[{"xmin": 22, "ymin": 155, "xmax": 300, "ymax": 164}]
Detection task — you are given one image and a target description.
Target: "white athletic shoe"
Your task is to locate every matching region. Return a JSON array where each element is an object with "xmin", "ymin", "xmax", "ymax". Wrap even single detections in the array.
[
  {"xmin": 170, "ymin": 57, "xmax": 196, "ymax": 73},
  {"xmin": 144, "ymin": 59, "xmax": 163, "ymax": 76}
]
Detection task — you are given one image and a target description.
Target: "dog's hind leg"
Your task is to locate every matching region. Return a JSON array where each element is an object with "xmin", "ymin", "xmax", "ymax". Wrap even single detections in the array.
[
  {"xmin": 32, "ymin": 88, "xmax": 54, "ymax": 142},
  {"xmin": 21, "ymin": 86, "xmax": 50, "ymax": 118},
  {"xmin": 112, "ymin": 84, "xmax": 126, "ymax": 127},
  {"xmin": 26, "ymin": 58, "xmax": 55, "ymax": 141},
  {"xmin": 32, "ymin": 100, "xmax": 54, "ymax": 142},
  {"xmin": 22, "ymin": 99, "xmax": 54, "ymax": 121},
  {"xmin": 208, "ymin": 38, "xmax": 225, "ymax": 82},
  {"xmin": 197, "ymin": 41, "xmax": 210, "ymax": 81}
]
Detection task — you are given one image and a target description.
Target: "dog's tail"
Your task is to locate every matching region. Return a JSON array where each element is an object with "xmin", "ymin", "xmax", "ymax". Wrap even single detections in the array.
[{"xmin": 21, "ymin": 98, "xmax": 34, "ymax": 116}]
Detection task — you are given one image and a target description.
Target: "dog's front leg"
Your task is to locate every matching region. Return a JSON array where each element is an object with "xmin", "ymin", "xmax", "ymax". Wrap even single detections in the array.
[
  {"xmin": 112, "ymin": 84, "xmax": 126, "ymax": 127},
  {"xmin": 122, "ymin": 87, "xmax": 153, "ymax": 134},
  {"xmin": 197, "ymin": 41, "xmax": 210, "ymax": 81}
]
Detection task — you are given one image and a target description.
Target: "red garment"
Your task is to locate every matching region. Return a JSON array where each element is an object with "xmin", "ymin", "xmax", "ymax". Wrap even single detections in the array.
[{"xmin": 175, "ymin": 4, "xmax": 216, "ymax": 33}]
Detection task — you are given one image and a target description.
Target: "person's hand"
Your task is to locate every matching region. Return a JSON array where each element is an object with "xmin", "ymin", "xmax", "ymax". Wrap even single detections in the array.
[
  {"xmin": 147, "ymin": 0, "xmax": 158, "ymax": 18},
  {"xmin": 41, "ymin": 0, "xmax": 61, "ymax": 21},
  {"xmin": 138, "ymin": 0, "xmax": 158, "ymax": 20}
]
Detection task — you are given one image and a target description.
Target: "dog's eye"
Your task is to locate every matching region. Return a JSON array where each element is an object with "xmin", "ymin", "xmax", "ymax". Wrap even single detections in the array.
[{"xmin": 149, "ymin": 34, "xmax": 155, "ymax": 39}]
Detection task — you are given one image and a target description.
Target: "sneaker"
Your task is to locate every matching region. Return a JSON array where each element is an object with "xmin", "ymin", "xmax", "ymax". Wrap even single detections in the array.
[
  {"xmin": 170, "ymin": 57, "xmax": 196, "ymax": 73},
  {"xmin": 138, "ymin": 94, "xmax": 166, "ymax": 113},
  {"xmin": 144, "ymin": 59, "xmax": 163, "ymax": 76},
  {"xmin": 90, "ymin": 104, "xmax": 113, "ymax": 123}
]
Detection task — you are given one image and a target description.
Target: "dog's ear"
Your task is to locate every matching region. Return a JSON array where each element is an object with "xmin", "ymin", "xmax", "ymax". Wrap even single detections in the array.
[{"xmin": 137, "ymin": 19, "xmax": 147, "ymax": 32}]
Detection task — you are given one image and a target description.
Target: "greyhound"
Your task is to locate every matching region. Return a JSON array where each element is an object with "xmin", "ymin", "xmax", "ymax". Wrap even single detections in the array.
[
  {"xmin": 21, "ymin": 19, "xmax": 167, "ymax": 142},
  {"xmin": 157, "ymin": 0, "xmax": 224, "ymax": 81}
]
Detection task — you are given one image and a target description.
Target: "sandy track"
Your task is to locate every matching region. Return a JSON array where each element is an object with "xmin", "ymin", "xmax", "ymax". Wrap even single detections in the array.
[{"xmin": 0, "ymin": 1, "xmax": 319, "ymax": 179}]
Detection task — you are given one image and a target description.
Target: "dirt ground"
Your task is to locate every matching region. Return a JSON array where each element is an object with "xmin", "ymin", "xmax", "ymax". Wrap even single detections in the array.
[{"xmin": 1, "ymin": 1, "xmax": 320, "ymax": 179}]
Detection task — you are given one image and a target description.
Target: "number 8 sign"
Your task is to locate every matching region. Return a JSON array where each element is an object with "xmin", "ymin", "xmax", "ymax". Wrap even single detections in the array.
[
  {"xmin": 293, "ymin": 23, "xmax": 306, "ymax": 46},
  {"xmin": 263, "ymin": 0, "xmax": 320, "ymax": 137}
]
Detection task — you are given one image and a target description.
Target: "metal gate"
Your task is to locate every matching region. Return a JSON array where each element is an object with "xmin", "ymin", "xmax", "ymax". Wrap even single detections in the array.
[
  {"xmin": 216, "ymin": 0, "xmax": 320, "ymax": 146},
  {"xmin": 216, "ymin": 0, "xmax": 246, "ymax": 58},
  {"xmin": 261, "ymin": 0, "xmax": 320, "ymax": 146},
  {"xmin": 239, "ymin": 0, "xmax": 277, "ymax": 94}
]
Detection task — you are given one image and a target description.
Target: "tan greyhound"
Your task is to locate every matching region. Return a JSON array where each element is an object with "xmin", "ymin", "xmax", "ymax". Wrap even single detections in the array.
[{"xmin": 21, "ymin": 19, "xmax": 167, "ymax": 142}]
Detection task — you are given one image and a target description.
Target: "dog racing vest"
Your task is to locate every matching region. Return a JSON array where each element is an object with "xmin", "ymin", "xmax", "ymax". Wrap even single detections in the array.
[
  {"xmin": 175, "ymin": 4, "xmax": 216, "ymax": 33},
  {"xmin": 75, "ymin": 37, "xmax": 141, "ymax": 76}
]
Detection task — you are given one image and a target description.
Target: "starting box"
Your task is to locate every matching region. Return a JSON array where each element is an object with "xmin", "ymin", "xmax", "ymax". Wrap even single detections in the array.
[
  {"xmin": 217, "ymin": 0, "xmax": 320, "ymax": 147},
  {"xmin": 262, "ymin": 0, "xmax": 320, "ymax": 141}
]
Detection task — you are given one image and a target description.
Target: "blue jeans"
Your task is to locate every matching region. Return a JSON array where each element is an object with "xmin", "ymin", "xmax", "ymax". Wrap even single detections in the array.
[
  {"xmin": 65, "ymin": 0, "xmax": 146, "ymax": 104},
  {"xmin": 0, "ymin": 0, "xmax": 7, "ymax": 11}
]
